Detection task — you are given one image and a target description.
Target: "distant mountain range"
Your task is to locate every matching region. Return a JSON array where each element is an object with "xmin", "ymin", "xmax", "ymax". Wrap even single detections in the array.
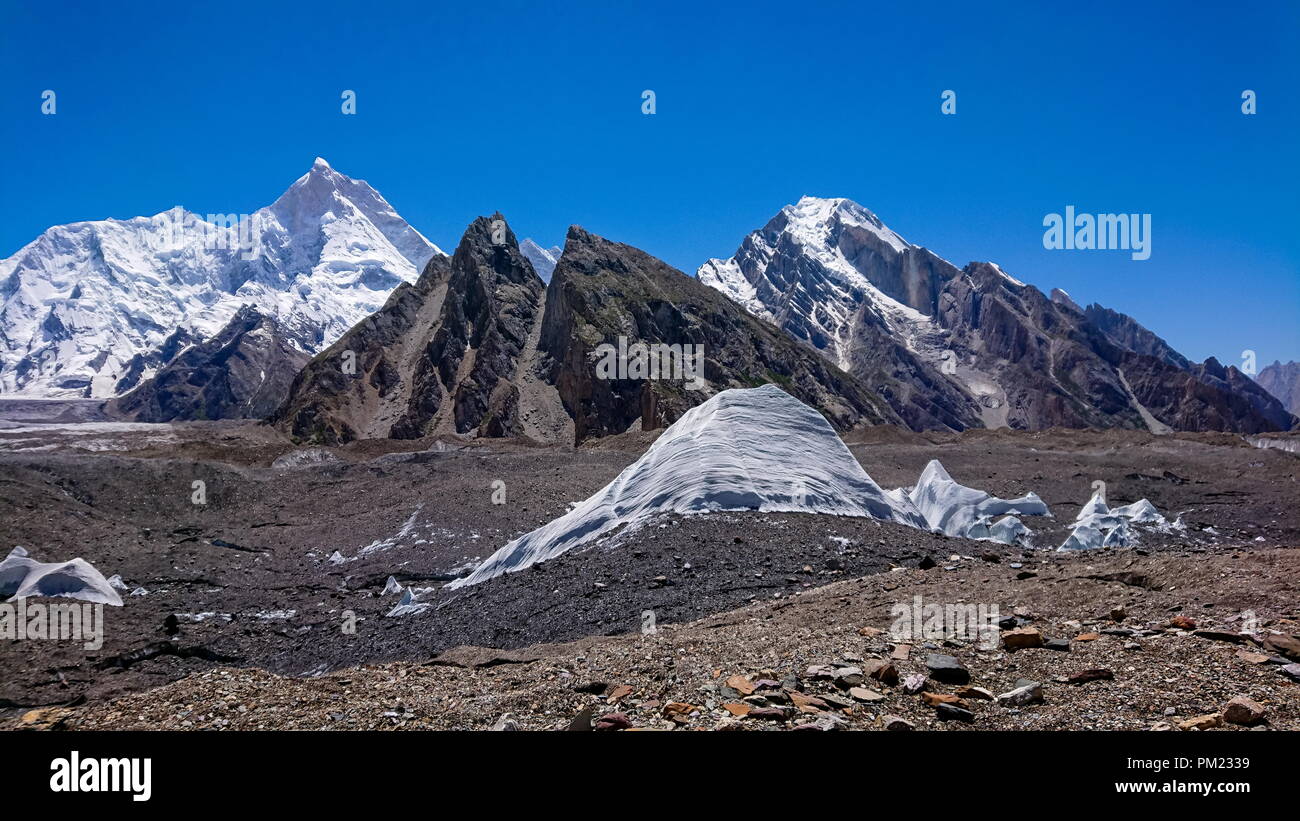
[
  {"xmin": 699, "ymin": 196, "xmax": 1294, "ymax": 434},
  {"xmin": 2, "ymin": 162, "xmax": 1294, "ymax": 437}
]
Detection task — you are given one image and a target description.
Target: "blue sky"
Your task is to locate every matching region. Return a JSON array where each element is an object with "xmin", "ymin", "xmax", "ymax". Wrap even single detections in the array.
[{"xmin": 2, "ymin": 0, "xmax": 1297, "ymax": 364}]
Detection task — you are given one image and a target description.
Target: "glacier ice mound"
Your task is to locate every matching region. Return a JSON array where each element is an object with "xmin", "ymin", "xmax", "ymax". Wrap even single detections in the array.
[
  {"xmin": 1057, "ymin": 491, "xmax": 1169, "ymax": 551},
  {"xmin": 0, "ymin": 547, "xmax": 123, "ymax": 606},
  {"xmin": 449, "ymin": 384, "xmax": 928, "ymax": 588},
  {"xmin": 904, "ymin": 459, "xmax": 1049, "ymax": 545}
]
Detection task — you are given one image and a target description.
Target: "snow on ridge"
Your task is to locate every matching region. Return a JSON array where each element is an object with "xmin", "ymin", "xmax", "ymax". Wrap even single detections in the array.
[
  {"xmin": 982, "ymin": 262, "xmax": 1026, "ymax": 287},
  {"xmin": 784, "ymin": 196, "xmax": 911, "ymax": 255},
  {"xmin": 697, "ymin": 256, "xmax": 772, "ymax": 320},
  {"xmin": 1, "ymin": 159, "xmax": 441, "ymax": 398},
  {"xmin": 448, "ymin": 385, "xmax": 928, "ymax": 589},
  {"xmin": 519, "ymin": 238, "xmax": 560, "ymax": 282}
]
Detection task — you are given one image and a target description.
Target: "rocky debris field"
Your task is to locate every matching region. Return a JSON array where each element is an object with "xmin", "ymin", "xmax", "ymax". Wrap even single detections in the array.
[
  {"xmin": 1, "ymin": 417, "xmax": 1298, "ymax": 728},
  {"xmin": 46, "ymin": 547, "xmax": 1300, "ymax": 731}
]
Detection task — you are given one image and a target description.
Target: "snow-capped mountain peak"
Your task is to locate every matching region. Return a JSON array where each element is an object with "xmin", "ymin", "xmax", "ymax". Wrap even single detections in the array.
[
  {"xmin": 782, "ymin": 195, "xmax": 912, "ymax": 256},
  {"xmin": 0, "ymin": 160, "xmax": 441, "ymax": 397},
  {"xmin": 698, "ymin": 196, "xmax": 959, "ymax": 374},
  {"xmin": 519, "ymin": 238, "xmax": 561, "ymax": 282}
]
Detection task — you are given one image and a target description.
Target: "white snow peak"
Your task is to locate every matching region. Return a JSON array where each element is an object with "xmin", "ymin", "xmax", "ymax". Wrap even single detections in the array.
[
  {"xmin": 449, "ymin": 384, "xmax": 927, "ymax": 588},
  {"xmin": 0, "ymin": 159, "xmax": 442, "ymax": 398},
  {"xmin": 697, "ymin": 196, "xmax": 957, "ymax": 374},
  {"xmin": 519, "ymin": 238, "xmax": 560, "ymax": 283}
]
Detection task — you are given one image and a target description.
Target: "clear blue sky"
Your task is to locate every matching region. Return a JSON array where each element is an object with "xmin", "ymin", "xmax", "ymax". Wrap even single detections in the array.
[{"xmin": 2, "ymin": 0, "xmax": 1297, "ymax": 364}]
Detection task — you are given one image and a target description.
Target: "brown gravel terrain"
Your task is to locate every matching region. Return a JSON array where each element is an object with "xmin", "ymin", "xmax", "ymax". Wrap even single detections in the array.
[
  {"xmin": 53, "ymin": 547, "xmax": 1300, "ymax": 731},
  {"xmin": 2, "ymin": 408, "xmax": 1298, "ymax": 730}
]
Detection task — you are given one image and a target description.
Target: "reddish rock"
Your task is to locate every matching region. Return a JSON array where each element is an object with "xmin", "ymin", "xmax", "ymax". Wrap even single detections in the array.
[
  {"xmin": 594, "ymin": 712, "xmax": 633, "ymax": 731},
  {"xmin": 863, "ymin": 659, "xmax": 899, "ymax": 686},
  {"xmin": 789, "ymin": 691, "xmax": 829, "ymax": 713},
  {"xmin": 1002, "ymin": 627, "xmax": 1045, "ymax": 650},
  {"xmin": 1065, "ymin": 668, "xmax": 1114, "ymax": 685},
  {"xmin": 1223, "ymin": 696, "xmax": 1265, "ymax": 726}
]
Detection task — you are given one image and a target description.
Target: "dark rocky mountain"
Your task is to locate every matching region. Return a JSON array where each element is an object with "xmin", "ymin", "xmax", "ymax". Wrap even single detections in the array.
[
  {"xmin": 272, "ymin": 215, "xmax": 898, "ymax": 445},
  {"xmin": 700, "ymin": 197, "xmax": 1295, "ymax": 434},
  {"xmin": 111, "ymin": 327, "xmax": 200, "ymax": 395},
  {"xmin": 1256, "ymin": 360, "xmax": 1300, "ymax": 417},
  {"xmin": 106, "ymin": 306, "xmax": 309, "ymax": 422},
  {"xmin": 1082, "ymin": 303, "xmax": 1191, "ymax": 371},
  {"xmin": 270, "ymin": 215, "xmax": 555, "ymax": 444},
  {"xmin": 540, "ymin": 225, "xmax": 899, "ymax": 442}
]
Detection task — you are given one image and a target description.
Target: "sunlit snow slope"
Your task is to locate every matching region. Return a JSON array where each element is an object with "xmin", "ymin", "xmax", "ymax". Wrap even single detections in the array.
[{"xmin": 0, "ymin": 158, "xmax": 441, "ymax": 397}]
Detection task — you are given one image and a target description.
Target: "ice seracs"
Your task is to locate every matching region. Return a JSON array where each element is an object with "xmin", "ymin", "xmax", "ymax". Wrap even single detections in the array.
[
  {"xmin": 441, "ymin": 387, "xmax": 1065, "ymax": 589},
  {"xmin": 1057, "ymin": 491, "xmax": 1172, "ymax": 550},
  {"xmin": 902, "ymin": 459, "xmax": 1049, "ymax": 546},
  {"xmin": 0, "ymin": 547, "xmax": 123, "ymax": 606},
  {"xmin": 449, "ymin": 384, "xmax": 928, "ymax": 588},
  {"xmin": 386, "ymin": 586, "xmax": 430, "ymax": 617}
]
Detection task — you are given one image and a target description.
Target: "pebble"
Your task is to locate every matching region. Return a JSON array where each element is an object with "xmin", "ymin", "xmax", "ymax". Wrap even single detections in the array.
[
  {"xmin": 1178, "ymin": 713, "xmax": 1224, "ymax": 731},
  {"xmin": 935, "ymin": 703, "xmax": 975, "ymax": 723},
  {"xmin": 996, "ymin": 681, "xmax": 1044, "ymax": 706},
  {"xmin": 925, "ymin": 654, "xmax": 970, "ymax": 684},
  {"xmin": 883, "ymin": 715, "xmax": 915, "ymax": 731},
  {"xmin": 1223, "ymin": 696, "xmax": 1265, "ymax": 726},
  {"xmin": 1002, "ymin": 627, "xmax": 1044, "ymax": 651}
]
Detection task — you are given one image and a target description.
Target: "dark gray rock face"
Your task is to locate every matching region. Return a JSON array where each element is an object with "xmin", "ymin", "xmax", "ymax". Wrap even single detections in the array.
[
  {"xmin": 1083, "ymin": 303, "xmax": 1190, "ymax": 371},
  {"xmin": 270, "ymin": 215, "xmax": 546, "ymax": 444},
  {"xmin": 1121, "ymin": 355, "xmax": 1297, "ymax": 433},
  {"xmin": 273, "ymin": 218, "xmax": 897, "ymax": 446},
  {"xmin": 106, "ymin": 306, "xmax": 308, "ymax": 422},
  {"xmin": 389, "ymin": 215, "xmax": 546, "ymax": 439},
  {"xmin": 1256, "ymin": 360, "xmax": 1300, "ymax": 417},
  {"xmin": 939, "ymin": 263, "xmax": 1295, "ymax": 433},
  {"xmin": 539, "ymin": 226, "xmax": 900, "ymax": 443},
  {"xmin": 111, "ymin": 327, "xmax": 199, "ymax": 395}
]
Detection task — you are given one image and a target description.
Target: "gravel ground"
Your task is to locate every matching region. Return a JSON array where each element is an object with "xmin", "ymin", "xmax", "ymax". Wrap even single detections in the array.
[
  {"xmin": 50, "ymin": 547, "xmax": 1300, "ymax": 731},
  {"xmin": 1, "ymin": 416, "xmax": 1298, "ymax": 729}
]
